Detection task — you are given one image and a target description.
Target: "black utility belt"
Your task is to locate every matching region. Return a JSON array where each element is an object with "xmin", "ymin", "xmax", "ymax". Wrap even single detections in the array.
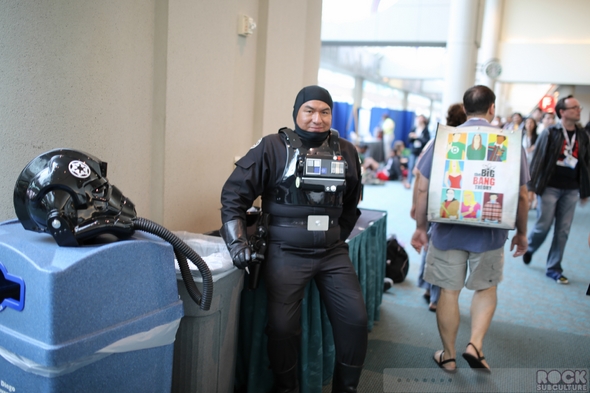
[{"xmin": 270, "ymin": 215, "xmax": 338, "ymax": 231}]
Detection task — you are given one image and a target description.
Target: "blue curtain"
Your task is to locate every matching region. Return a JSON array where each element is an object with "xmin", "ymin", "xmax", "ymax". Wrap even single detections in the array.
[
  {"xmin": 332, "ymin": 102, "xmax": 354, "ymax": 141},
  {"xmin": 369, "ymin": 108, "xmax": 416, "ymax": 146}
]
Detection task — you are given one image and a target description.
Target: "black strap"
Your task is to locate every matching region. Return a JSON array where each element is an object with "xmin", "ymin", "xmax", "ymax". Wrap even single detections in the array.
[
  {"xmin": 329, "ymin": 129, "xmax": 341, "ymax": 156},
  {"xmin": 279, "ymin": 127, "xmax": 302, "ymax": 148}
]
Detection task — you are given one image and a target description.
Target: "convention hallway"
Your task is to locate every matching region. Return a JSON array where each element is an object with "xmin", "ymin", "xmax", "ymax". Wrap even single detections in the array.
[{"xmin": 324, "ymin": 180, "xmax": 590, "ymax": 392}]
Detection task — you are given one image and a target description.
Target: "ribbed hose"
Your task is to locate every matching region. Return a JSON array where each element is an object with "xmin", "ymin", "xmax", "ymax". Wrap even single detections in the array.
[
  {"xmin": 173, "ymin": 248, "xmax": 203, "ymax": 305},
  {"xmin": 132, "ymin": 217, "xmax": 213, "ymax": 311}
]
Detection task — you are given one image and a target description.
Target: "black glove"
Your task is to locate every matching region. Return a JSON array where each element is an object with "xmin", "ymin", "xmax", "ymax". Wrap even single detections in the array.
[{"xmin": 220, "ymin": 219, "xmax": 252, "ymax": 269}]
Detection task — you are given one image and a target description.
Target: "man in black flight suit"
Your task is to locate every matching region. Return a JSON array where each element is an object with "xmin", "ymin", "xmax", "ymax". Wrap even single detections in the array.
[{"xmin": 220, "ymin": 85, "xmax": 368, "ymax": 393}]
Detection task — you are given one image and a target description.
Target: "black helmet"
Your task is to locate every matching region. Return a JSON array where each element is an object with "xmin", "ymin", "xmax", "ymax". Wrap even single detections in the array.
[{"xmin": 14, "ymin": 149, "xmax": 137, "ymax": 246}]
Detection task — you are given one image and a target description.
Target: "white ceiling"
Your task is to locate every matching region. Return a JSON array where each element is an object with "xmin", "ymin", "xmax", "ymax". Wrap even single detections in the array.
[{"xmin": 319, "ymin": 0, "xmax": 590, "ymax": 119}]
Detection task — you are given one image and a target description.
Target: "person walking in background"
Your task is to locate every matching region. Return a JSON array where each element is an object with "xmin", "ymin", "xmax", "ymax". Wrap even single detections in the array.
[
  {"xmin": 381, "ymin": 112, "xmax": 396, "ymax": 161},
  {"xmin": 537, "ymin": 111, "xmax": 556, "ymax": 135},
  {"xmin": 523, "ymin": 117, "xmax": 539, "ymax": 209},
  {"xmin": 522, "ymin": 117, "xmax": 538, "ymax": 165},
  {"xmin": 523, "ymin": 95, "xmax": 590, "ymax": 285},
  {"xmin": 447, "ymin": 103, "xmax": 467, "ymax": 128},
  {"xmin": 412, "ymin": 103, "xmax": 466, "ymax": 312},
  {"xmin": 491, "ymin": 115, "xmax": 504, "ymax": 128},
  {"xmin": 503, "ymin": 112, "xmax": 524, "ymax": 131},
  {"xmin": 411, "ymin": 85, "xmax": 529, "ymax": 373},
  {"xmin": 531, "ymin": 107, "xmax": 543, "ymax": 125},
  {"xmin": 406, "ymin": 114, "xmax": 430, "ymax": 189}
]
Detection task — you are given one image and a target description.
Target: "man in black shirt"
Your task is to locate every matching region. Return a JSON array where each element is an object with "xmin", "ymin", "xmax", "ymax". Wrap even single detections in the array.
[{"xmin": 524, "ymin": 95, "xmax": 590, "ymax": 284}]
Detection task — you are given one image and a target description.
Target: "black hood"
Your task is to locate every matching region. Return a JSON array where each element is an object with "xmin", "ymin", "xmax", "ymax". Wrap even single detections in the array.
[{"xmin": 292, "ymin": 85, "xmax": 333, "ymax": 145}]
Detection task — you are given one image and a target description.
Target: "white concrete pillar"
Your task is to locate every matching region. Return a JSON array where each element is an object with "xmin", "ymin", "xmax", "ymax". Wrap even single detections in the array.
[
  {"xmin": 557, "ymin": 85, "xmax": 575, "ymax": 98},
  {"xmin": 402, "ymin": 91, "xmax": 409, "ymax": 111},
  {"xmin": 353, "ymin": 76, "xmax": 364, "ymax": 109},
  {"xmin": 442, "ymin": 0, "xmax": 480, "ymax": 115},
  {"xmin": 492, "ymin": 82, "xmax": 512, "ymax": 117},
  {"xmin": 477, "ymin": 0, "xmax": 504, "ymax": 89},
  {"xmin": 494, "ymin": 81, "xmax": 509, "ymax": 119},
  {"xmin": 352, "ymin": 76, "xmax": 364, "ymax": 134},
  {"xmin": 254, "ymin": 0, "xmax": 323, "ymax": 140}
]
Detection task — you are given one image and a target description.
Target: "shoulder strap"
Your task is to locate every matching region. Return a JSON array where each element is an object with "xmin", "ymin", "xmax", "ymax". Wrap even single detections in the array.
[
  {"xmin": 329, "ymin": 129, "xmax": 341, "ymax": 155},
  {"xmin": 278, "ymin": 127, "xmax": 302, "ymax": 148}
]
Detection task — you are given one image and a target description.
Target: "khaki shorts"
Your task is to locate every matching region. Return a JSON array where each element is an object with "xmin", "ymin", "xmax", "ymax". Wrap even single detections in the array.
[{"xmin": 424, "ymin": 242, "xmax": 504, "ymax": 291}]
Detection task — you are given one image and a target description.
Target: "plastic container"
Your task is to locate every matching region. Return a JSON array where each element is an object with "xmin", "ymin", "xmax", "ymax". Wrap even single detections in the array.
[
  {"xmin": 171, "ymin": 232, "xmax": 244, "ymax": 393},
  {"xmin": 0, "ymin": 219, "xmax": 184, "ymax": 393}
]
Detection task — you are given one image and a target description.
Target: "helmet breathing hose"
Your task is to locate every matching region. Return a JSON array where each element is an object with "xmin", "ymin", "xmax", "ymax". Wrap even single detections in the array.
[{"xmin": 132, "ymin": 217, "xmax": 213, "ymax": 311}]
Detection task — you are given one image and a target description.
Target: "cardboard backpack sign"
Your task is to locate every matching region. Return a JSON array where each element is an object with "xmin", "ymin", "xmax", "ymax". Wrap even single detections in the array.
[{"xmin": 427, "ymin": 124, "xmax": 522, "ymax": 229}]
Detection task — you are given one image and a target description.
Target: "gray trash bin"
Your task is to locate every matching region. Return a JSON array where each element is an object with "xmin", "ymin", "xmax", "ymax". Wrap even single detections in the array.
[{"xmin": 171, "ymin": 232, "xmax": 244, "ymax": 393}]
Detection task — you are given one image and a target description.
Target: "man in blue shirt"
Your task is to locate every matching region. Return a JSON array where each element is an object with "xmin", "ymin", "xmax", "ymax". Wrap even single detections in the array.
[{"xmin": 411, "ymin": 85, "xmax": 529, "ymax": 373}]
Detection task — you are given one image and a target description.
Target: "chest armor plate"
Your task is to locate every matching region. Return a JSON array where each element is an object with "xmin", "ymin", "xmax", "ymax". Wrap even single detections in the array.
[{"xmin": 271, "ymin": 128, "xmax": 347, "ymax": 207}]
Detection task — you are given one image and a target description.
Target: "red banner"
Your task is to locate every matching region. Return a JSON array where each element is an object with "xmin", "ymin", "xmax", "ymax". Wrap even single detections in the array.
[{"xmin": 539, "ymin": 95, "xmax": 555, "ymax": 113}]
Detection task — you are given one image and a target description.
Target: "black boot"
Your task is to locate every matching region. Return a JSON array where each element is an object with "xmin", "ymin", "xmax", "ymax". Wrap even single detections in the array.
[
  {"xmin": 331, "ymin": 362, "xmax": 363, "ymax": 393},
  {"xmin": 270, "ymin": 364, "xmax": 299, "ymax": 393}
]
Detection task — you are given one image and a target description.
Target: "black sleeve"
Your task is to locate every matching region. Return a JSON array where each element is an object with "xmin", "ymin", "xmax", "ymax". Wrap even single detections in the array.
[
  {"xmin": 527, "ymin": 127, "xmax": 550, "ymax": 193},
  {"xmin": 338, "ymin": 139, "xmax": 362, "ymax": 240},
  {"xmin": 408, "ymin": 127, "xmax": 417, "ymax": 143},
  {"xmin": 220, "ymin": 135, "xmax": 285, "ymax": 224},
  {"xmin": 420, "ymin": 129, "xmax": 431, "ymax": 145}
]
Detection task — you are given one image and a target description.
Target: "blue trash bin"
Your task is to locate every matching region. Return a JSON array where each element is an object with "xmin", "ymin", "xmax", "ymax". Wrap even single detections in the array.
[{"xmin": 0, "ymin": 220, "xmax": 184, "ymax": 393}]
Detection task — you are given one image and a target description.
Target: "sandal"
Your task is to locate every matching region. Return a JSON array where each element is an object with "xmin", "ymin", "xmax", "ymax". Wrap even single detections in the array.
[
  {"xmin": 462, "ymin": 342, "xmax": 491, "ymax": 373},
  {"xmin": 433, "ymin": 350, "xmax": 457, "ymax": 374}
]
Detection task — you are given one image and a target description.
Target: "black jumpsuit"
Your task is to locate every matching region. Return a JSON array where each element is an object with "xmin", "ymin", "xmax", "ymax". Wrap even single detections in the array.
[{"xmin": 220, "ymin": 129, "xmax": 368, "ymax": 374}]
